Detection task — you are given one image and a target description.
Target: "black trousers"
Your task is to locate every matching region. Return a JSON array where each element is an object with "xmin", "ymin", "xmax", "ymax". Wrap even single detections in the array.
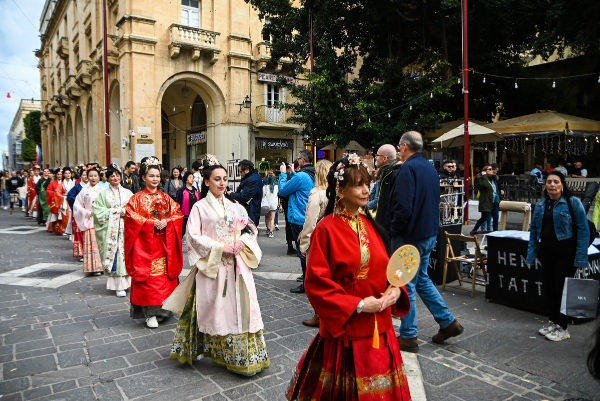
[
  {"xmin": 282, "ymin": 197, "xmax": 293, "ymax": 247},
  {"xmin": 182, "ymin": 217, "xmax": 188, "ymax": 239},
  {"xmin": 538, "ymin": 238, "xmax": 578, "ymax": 329}
]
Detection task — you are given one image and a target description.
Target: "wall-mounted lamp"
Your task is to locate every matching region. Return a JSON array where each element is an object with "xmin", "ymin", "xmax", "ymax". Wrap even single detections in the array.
[
  {"xmin": 236, "ymin": 95, "xmax": 252, "ymax": 111},
  {"xmin": 181, "ymin": 81, "xmax": 189, "ymax": 98}
]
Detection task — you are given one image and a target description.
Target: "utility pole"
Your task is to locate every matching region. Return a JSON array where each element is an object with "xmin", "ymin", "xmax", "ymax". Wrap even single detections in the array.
[
  {"xmin": 102, "ymin": 0, "xmax": 111, "ymax": 165},
  {"xmin": 309, "ymin": 11, "xmax": 316, "ymax": 164},
  {"xmin": 462, "ymin": 0, "xmax": 470, "ymax": 221}
]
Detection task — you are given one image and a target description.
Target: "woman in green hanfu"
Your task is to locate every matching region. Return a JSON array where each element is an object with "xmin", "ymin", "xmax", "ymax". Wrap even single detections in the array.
[
  {"xmin": 165, "ymin": 154, "xmax": 269, "ymax": 376},
  {"xmin": 93, "ymin": 164, "xmax": 133, "ymax": 297}
]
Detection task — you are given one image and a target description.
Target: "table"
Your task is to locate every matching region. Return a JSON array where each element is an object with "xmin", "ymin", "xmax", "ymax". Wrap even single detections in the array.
[
  {"xmin": 428, "ymin": 224, "xmax": 462, "ymax": 285},
  {"xmin": 485, "ymin": 231, "xmax": 600, "ymax": 316}
]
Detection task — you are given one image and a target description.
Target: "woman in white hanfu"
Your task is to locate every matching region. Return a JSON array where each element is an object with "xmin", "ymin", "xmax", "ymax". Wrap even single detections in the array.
[
  {"xmin": 167, "ymin": 155, "xmax": 270, "ymax": 376},
  {"xmin": 73, "ymin": 167, "xmax": 106, "ymax": 275},
  {"xmin": 93, "ymin": 164, "xmax": 133, "ymax": 297}
]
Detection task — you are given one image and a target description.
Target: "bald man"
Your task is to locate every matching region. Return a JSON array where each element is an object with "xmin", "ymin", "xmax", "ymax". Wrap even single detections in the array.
[{"xmin": 370, "ymin": 144, "xmax": 402, "ymax": 231}]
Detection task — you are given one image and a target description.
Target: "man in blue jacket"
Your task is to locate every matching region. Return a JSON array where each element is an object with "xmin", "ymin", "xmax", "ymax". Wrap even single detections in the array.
[
  {"xmin": 229, "ymin": 160, "xmax": 263, "ymax": 225},
  {"xmin": 387, "ymin": 131, "xmax": 463, "ymax": 353},
  {"xmin": 279, "ymin": 149, "xmax": 315, "ymax": 293}
]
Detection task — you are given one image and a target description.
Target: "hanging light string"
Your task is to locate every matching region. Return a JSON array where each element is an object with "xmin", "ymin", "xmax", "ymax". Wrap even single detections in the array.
[{"xmin": 470, "ymin": 70, "xmax": 600, "ymax": 85}]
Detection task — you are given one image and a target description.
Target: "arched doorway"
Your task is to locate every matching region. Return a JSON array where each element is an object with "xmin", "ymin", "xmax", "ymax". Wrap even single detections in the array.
[
  {"xmin": 52, "ymin": 125, "xmax": 58, "ymax": 165},
  {"xmin": 109, "ymin": 82, "xmax": 122, "ymax": 166},
  {"xmin": 59, "ymin": 121, "xmax": 66, "ymax": 166},
  {"xmin": 67, "ymin": 115, "xmax": 75, "ymax": 166},
  {"xmin": 76, "ymin": 108, "xmax": 85, "ymax": 164},
  {"xmin": 86, "ymin": 98, "xmax": 96, "ymax": 162},
  {"xmin": 157, "ymin": 75, "xmax": 223, "ymax": 169}
]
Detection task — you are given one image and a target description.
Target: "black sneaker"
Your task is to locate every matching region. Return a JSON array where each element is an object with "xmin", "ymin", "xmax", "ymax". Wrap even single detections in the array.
[{"xmin": 290, "ymin": 284, "xmax": 305, "ymax": 294}]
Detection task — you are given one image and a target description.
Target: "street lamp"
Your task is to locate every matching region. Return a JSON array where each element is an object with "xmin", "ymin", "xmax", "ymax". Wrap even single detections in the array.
[{"xmin": 236, "ymin": 95, "xmax": 252, "ymax": 111}]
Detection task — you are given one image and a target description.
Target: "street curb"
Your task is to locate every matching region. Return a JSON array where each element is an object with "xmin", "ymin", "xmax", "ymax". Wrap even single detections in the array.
[{"xmin": 402, "ymin": 351, "xmax": 427, "ymax": 400}]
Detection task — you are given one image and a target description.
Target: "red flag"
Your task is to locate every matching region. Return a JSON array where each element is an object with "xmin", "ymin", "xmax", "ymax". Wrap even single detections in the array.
[{"xmin": 7, "ymin": 93, "xmax": 11, "ymax": 98}]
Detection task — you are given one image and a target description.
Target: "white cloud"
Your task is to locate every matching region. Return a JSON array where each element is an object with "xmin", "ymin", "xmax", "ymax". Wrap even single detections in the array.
[{"xmin": 0, "ymin": 0, "xmax": 47, "ymax": 157}]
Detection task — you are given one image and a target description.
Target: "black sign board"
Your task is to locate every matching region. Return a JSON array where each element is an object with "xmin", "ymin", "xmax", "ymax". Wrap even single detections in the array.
[
  {"xmin": 256, "ymin": 138, "xmax": 294, "ymax": 150},
  {"xmin": 428, "ymin": 224, "xmax": 462, "ymax": 285},
  {"xmin": 485, "ymin": 235, "xmax": 600, "ymax": 315}
]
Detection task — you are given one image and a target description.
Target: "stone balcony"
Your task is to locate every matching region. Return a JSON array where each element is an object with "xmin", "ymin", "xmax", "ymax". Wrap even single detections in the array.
[
  {"xmin": 56, "ymin": 37, "xmax": 69, "ymax": 59},
  {"xmin": 75, "ymin": 60, "xmax": 92, "ymax": 88},
  {"xmin": 65, "ymin": 75, "xmax": 84, "ymax": 99},
  {"xmin": 256, "ymin": 42, "xmax": 292, "ymax": 72},
  {"xmin": 255, "ymin": 105, "xmax": 299, "ymax": 130},
  {"xmin": 94, "ymin": 36, "xmax": 119, "ymax": 67},
  {"xmin": 169, "ymin": 24, "xmax": 221, "ymax": 64}
]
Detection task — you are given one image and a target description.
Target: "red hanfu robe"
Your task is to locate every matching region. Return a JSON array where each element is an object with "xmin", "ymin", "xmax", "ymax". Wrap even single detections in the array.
[
  {"xmin": 46, "ymin": 180, "xmax": 59, "ymax": 233},
  {"xmin": 286, "ymin": 207, "xmax": 411, "ymax": 401},
  {"xmin": 125, "ymin": 188, "xmax": 184, "ymax": 307},
  {"xmin": 27, "ymin": 176, "xmax": 40, "ymax": 216}
]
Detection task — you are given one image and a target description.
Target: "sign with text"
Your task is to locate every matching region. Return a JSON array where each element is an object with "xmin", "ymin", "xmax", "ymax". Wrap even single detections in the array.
[
  {"xmin": 257, "ymin": 73, "xmax": 295, "ymax": 85},
  {"xmin": 255, "ymin": 138, "xmax": 294, "ymax": 150},
  {"xmin": 137, "ymin": 139, "xmax": 154, "ymax": 144},
  {"xmin": 187, "ymin": 132, "xmax": 207, "ymax": 145},
  {"xmin": 486, "ymin": 235, "xmax": 600, "ymax": 316},
  {"xmin": 135, "ymin": 144, "xmax": 155, "ymax": 161}
]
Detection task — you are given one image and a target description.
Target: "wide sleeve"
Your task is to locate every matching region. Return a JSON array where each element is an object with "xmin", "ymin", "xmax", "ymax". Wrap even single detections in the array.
[
  {"xmin": 239, "ymin": 221, "xmax": 262, "ymax": 269},
  {"xmin": 67, "ymin": 186, "xmax": 79, "ymax": 211},
  {"xmin": 299, "ymin": 189, "xmax": 320, "ymax": 254},
  {"xmin": 74, "ymin": 189, "xmax": 93, "ymax": 230},
  {"xmin": 304, "ymin": 225, "xmax": 363, "ymax": 338},
  {"xmin": 186, "ymin": 202, "xmax": 224, "ymax": 279},
  {"xmin": 92, "ymin": 191, "xmax": 112, "ymax": 263},
  {"xmin": 391, "ymin": 286, "xmax": 410, "ymax": 317},
  {"xmin": 125, "ymin": 195, "xmax": 154, "ymax": 282},
  {"xmin": 46, "ymin": 182, "xmax": 58, "ymax": 213}
]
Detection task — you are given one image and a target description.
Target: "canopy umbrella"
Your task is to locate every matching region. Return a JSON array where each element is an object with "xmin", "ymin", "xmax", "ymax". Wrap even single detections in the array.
[
  {"xmin": 319, "ymin": 141, "xmax": 368, "ymax": 152},
  {"xmin": 433, "ymin": 122, "xmax": 503, "ymax": 148},
  {"xmin": 485, "ymin": 110, "xmax": 600, "ymax": 135},
  {"xmin": 319, "ymin": 144, "xmax": 337, "ymax": 151},
  {"xmin": 425, "ymin": 119, "xmax": 488, "ymax": 139}
]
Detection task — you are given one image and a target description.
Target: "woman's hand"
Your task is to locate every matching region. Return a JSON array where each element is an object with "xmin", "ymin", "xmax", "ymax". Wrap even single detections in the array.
[
  {"xmin": 120, "ymin": 209, "xmax": 126, "ymax": 217},
  {"xmin": 223, "ymin": 244, "xmax": 236, "ymax": 255},
  {"xmin": 232, "ymin": 240, "xmax": 245, "ymax": 255},
  {"xmin": 378, "ymin": 287, "xmax": 401, "ymax": 312},
  {"xmin": 154, "ymin": 219, "xmax": 167, "ymax": 230},
  {"xmin": 362, "ymin": 296, "xmax": 383, "ymax": 313}
]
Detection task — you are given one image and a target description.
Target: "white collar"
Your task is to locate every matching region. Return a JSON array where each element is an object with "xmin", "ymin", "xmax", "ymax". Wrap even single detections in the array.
[{"xmin": 205, "ymin": 191, "xmax": 230, "ymax": 217}]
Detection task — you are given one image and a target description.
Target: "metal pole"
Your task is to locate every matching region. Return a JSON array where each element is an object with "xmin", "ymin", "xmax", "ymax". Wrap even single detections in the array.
[
  {"xmin": 102, "ymin": 0, "xmax": 111, "ymax": 165},
  {"xmin": 128, "ymin": 119, "xmax": 132, "ymax": 161},
  {"xmin": 309, "ymin": 10, "xmax": 316, "ymax": 164},
  {"xmin": 462, "ymin": 0, "xmax": 470, "ymax": 222}
]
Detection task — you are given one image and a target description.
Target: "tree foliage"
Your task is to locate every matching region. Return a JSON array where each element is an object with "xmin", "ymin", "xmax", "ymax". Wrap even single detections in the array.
[
  {"xmin": 23, "ymin": 110, "xmax": 42, "ymax": 148},
  {"xmin": 248, "ymin": 0, "xmax": 600, "ymax": 147},
  {"xmin": 21, "ymin": 138, "xmax": 37, "ymax": 162}
]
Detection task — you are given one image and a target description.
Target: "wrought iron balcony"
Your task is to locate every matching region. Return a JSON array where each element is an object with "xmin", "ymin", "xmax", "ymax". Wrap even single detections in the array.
[{"xmin": 255, "ymin": 105, "xmax": 299, "ymax": 130}]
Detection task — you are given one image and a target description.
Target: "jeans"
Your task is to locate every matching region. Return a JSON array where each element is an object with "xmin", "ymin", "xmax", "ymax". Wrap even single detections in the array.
[
  {"xmin": 290, "ymin": 223, "xmax": 306, "ymax": 276},
  {"xmin": 474, "ymin": 212, "xmax": 492, "ymax": 232},
  {"xmin": 491, "ymin": 202, "xmax": 499, "ymax": 231},
  {"xmin": 391, "ymin": 235, "xmax": 455, "ymax": 339},
  {"xmin": 2, "ymin": 189, "xmax": 7, "ymax": 206}
]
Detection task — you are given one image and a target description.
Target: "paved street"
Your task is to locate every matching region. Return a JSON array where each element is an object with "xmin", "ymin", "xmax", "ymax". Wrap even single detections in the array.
[{"xmin": 0, "ymin": 210, "xmax": 599, "ymax": 400}]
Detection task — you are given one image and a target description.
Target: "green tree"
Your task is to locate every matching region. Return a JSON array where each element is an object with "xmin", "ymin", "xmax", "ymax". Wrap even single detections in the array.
[
  {"xmin": 23, "ymin": 110, "xmax": 42, "ymax": 148},
  {"xmin": 21, "ymin": 138, "xmax": 37, "ymax": 162}
]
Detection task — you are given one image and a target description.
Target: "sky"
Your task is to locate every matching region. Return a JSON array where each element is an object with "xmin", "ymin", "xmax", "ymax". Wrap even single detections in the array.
[{"xmin": 0, "ymin": 0, "xmax": 47, "ymax": 156}]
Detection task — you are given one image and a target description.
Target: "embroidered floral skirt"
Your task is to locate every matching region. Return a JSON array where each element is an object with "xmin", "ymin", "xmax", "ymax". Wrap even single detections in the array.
[
  {"xmin": 72, "ymin": 220, "xmax": 83, "ymax": 258},
  {"xmin": 170, "ymin": 279, "xmax": 270, "ymax": 376},
  {"xmin": 286, "ymin": 328, "xmax": 411, "ymax": 401},
  {"xmin": 82, "ymin": 229, "xmax": 103, "ymax": 273}
]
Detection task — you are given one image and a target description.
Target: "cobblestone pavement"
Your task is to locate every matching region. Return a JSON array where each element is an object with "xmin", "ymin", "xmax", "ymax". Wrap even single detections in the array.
[{"xmin": 0, "ymin": 210, "xmax": 599, "ymax": 400}]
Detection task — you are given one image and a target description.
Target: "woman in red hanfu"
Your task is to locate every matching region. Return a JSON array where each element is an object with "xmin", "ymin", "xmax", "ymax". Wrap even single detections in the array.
[
  {"xmin": 46, "ymin": 168, "xmax": 62, "ymax": 233},
  {"xmin": 125, "ymin": 157, "xmax": 184, "ymax": 329},
  {"xmin": 27, "ymin": 165, "xmax": 41, "ymax": 218},
  {"xmin": 286, "ymin": 154, "xmax": 412, "ymax": 401}
]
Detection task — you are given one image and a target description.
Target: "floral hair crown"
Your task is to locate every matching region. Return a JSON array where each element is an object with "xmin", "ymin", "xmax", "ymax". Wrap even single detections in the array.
[
  {"xmin": 142, "ymin": 157, "xmax": 161, "ymax": 167},
  {"xmin": 200, "ymin": 154, "xmax": 220, "ymax": 168},
  {"xmin": 333, "ymin": 153, "xmax": 369, "ymax": 182}
]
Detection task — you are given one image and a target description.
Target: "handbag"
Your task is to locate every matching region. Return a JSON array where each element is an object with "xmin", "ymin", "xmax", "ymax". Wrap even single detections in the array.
[
  {"xmin": 560, "ymin": 277, "xmax": 599, "ymax": 318},
  {"xmin": 260, "ymin": 194, "xmax": 270, "ymax": 216}
]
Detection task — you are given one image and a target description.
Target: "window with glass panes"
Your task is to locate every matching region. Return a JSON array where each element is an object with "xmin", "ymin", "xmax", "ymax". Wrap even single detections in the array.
[{"xmin": 181, "ymin": 0, "xmax": 200, "ymax": 28}]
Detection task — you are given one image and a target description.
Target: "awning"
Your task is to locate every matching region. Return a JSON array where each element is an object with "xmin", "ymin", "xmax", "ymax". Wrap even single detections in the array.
[
  {"xmin": 433, "ymin": 122, "xmax": 503, "ymax": 148},
  {"xmin": 485, "ymin": 110, "xmax": 600, "ymax": 135}
]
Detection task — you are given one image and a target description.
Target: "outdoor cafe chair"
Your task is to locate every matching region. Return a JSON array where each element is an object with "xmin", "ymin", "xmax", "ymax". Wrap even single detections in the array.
[{"xmin": 442, "ymin": 232, "xmax": 488, "ymax": 298}]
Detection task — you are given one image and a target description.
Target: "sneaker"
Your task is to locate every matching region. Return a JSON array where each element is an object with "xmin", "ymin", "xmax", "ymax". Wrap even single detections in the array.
[
  {"xmin": 93, "ymin": 272, "xmax": 103, "ymax": 276},
  {"xmin": 268, "ymin": 232, "xmax": 274, "ymax": 238},
  {"xmin": 3, "ymin": 207, "xmax": 7, "ymax": 210},
  {"xmin": 538, "ymin": 321, "xmax": 557, "ymax": 336},
  {"xmin": 79, "ymin": 258, "xmax": 84, "ymax": 262},
  {"xmin": 545, "ymin": 325, "xmax": 570, "ymax": 341},
  {"xmin": 274, "ymin": 224, "xmax": 279, "ymax": 231},
  {"xmin": 297, "ymin": 275, "xmax": 304, "ymax": 282},
  {"xmin": 265, "ymin": 230, "xmax": 271, "ymax": 236},
  {"xmin": 116, "ymin": 290, "xmax": 127, "ymax": 297},
  {"xmin": 146, "ymin": 316, "xmax": 158, "ymax": 328}
]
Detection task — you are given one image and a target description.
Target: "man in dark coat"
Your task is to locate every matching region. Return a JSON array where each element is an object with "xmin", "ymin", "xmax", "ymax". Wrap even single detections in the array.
[
  {"xmin": 387, "ymin": 131, "xmax": 463, "ymax": 353},
  {"xmin": 438, "ymin": 160, "xmax": 457, "ymax": 179},
  {"xmin": 229, "ymin": 159, "xmax": 263, "ymax": 225},
  {"xmin": 372, "ymin": 144, "xmax": 402, "ymax": 232},
  {"xmin": 556, "ymin": 152, "xmax": 575, "ymax": 175}
]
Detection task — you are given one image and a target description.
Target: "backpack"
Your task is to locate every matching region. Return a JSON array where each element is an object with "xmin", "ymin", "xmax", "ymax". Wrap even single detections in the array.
[{"xmin": 566, "ymin": 196, "xmax": 596, "ymax": 246}]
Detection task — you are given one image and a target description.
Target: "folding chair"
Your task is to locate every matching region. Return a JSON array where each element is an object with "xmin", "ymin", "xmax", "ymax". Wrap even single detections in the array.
[{"xmin": 442, "ymin": 232, "xmax": 487, "ymax": 298}]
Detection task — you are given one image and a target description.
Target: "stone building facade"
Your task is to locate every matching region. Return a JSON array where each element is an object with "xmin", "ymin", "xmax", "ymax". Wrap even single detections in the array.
[
  {"xmin": 37, "ymin": 0, "xmax": 304, "ymax": 173},
  {"xmin": 7, "ymin": 100, "xmax": 42, "ymax": 171}
]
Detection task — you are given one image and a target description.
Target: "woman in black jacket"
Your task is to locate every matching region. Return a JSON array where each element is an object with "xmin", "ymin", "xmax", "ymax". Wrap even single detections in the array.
[{"xmin": 164, "ymin": 167, "xmax": 182, "ymax": 200}]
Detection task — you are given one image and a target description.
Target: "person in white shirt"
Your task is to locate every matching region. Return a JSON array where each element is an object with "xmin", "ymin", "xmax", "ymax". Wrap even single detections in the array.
[{"xmin": 571, "ymin": 161, "xmax": 588, "ymax": 178}]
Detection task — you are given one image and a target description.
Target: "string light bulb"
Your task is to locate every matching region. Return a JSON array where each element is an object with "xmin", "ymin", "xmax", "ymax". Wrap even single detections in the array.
[
  {"xmin": 410, "ymin": 105, "xmax": 413, "ymax": 110},
  {"xmin": 388, "ymin": 112, "xmax": 391, "ymax": 118},
  {"xmin": 483, "ymin": 76, "xmax": 486, "ymax": 83},
  {"xmin": 598, "ymin": 75, "xmax": 600, "ymax": 83},
  {"xmin": 368, "ymin": 117, "xmax": 371, "ymax": 123},
  {"xmin": 458, "ymin": 77, "xmax": 461, "ymax": 84},
  {"xmin": 515, "ymin": 80, "xmax": 518, "ymax": 89},
  {"xmin": 351, "ymin": 120, "xmax": 353, "ymax": 126},
  {"xmin": 430, "ymin": 92, "xmax": 433, "ymax": 98},
  {"xmin": 552, "ymin": 81, "xmax": 556, "ymax": 88},
  {"xmin": 334, "ymin": 121, "xmax": 337, "ymax": 126},
  {"xmin": 173, "ymin": 106, "xmax": 175, "ymax": 111}
]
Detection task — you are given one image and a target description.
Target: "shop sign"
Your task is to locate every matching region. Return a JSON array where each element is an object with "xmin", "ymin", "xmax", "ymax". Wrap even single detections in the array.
[
  {"xmin": 137, "ymin": 139, "xmax": 154, "ymax": 144},
  {"xmin": 257, "ymin": 73, "xmax": 295, "ymax": 85},
  {"xmin": 187, "ymin": 132, "xmax": 207, "ymax": 145},
  {"xmin": 256, "ymin": 138, "xmax": 294, "ymax": 150}
]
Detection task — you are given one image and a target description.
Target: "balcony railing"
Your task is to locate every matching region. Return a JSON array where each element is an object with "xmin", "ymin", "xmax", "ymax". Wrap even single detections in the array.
[
  {"xmin": 256, "ymin": 105, "xmax": 287, "ymax": 124},
  {"xmin": 169, "ymin": 24, "xmax": 221, "ymax": 63}
]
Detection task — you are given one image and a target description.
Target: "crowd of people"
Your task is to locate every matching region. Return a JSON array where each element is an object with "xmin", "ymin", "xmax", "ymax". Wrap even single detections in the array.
[{"xmin": 2, "ymin": 130, "xmax": 600, "ymax": 399}]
